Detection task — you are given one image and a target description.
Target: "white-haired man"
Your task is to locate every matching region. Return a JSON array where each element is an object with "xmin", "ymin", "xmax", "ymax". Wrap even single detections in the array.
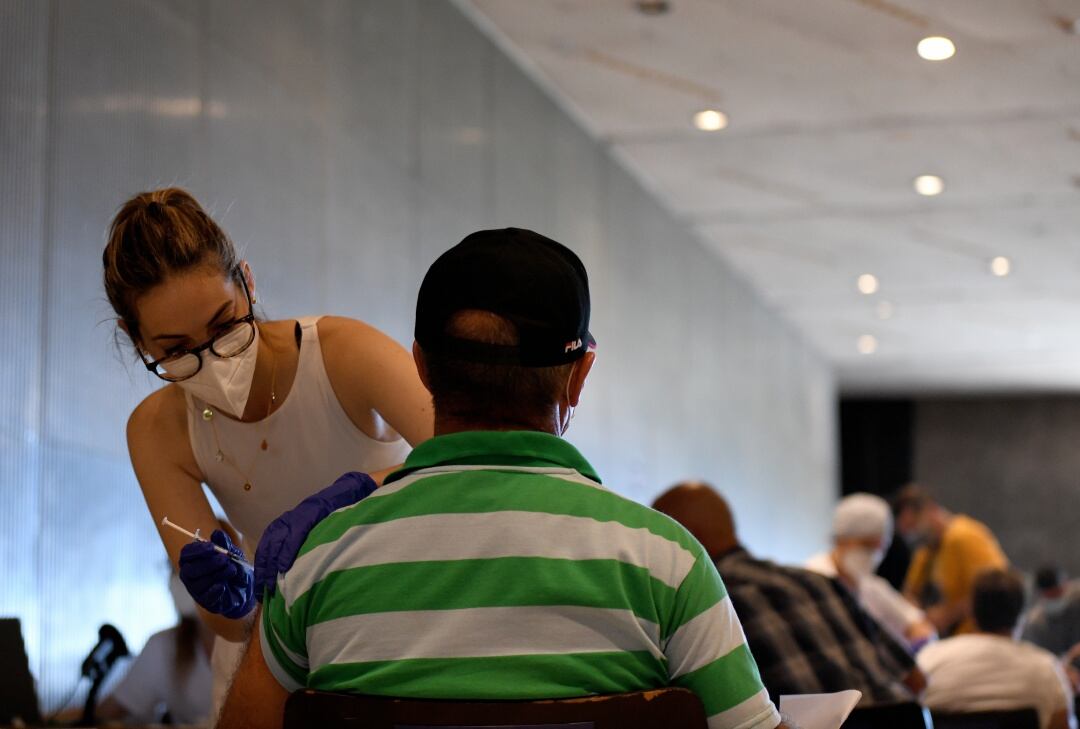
[{"xmin": 806, "ymin": 493, "xmax": 936, "ymax": 652}]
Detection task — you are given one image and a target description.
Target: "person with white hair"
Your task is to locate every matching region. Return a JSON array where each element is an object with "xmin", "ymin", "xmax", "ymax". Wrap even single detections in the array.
[{"xmin": 806, "ymin": 493, "xmax": 937, "ymax": 652}]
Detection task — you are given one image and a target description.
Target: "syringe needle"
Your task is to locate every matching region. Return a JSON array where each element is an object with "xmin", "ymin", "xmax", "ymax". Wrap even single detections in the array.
[{"xmin": 161, "ymin": 516, "xmax": 250, "ymax": 567}]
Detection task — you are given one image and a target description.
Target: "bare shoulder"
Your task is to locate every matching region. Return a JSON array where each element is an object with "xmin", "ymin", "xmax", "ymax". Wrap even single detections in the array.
[
  {"xmin": 316, "ymin": 315, "xmax": 412, "ymax": 370},
  {"xmin": 317, "ymin": 315, "xmax": 399, "ymax": 351},
  {"xmin": 127, "ymin": 384, "xmax": 190, "ymax": 460},
  {"xmin": 314, "ymin": 315, "xmax": 432, "ymax": 445}
]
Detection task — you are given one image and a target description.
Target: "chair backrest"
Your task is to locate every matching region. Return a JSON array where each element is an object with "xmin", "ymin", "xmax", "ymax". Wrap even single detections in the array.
[
  {"xmin": 283, "ymin": 688, "xmax": 708, "ymax": 729},
  {"xmin": 931, "ymin": 708, "xmax": 1040, "ymax": 729},
  {"xmin": 842, "ymin": 701, "xmax": 933, "ymax": 729}
]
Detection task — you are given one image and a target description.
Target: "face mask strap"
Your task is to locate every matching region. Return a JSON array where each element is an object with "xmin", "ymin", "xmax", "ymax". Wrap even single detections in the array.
[{"xmin": 559, "ymin": 364, "xmax": 577, "ymax": 436}]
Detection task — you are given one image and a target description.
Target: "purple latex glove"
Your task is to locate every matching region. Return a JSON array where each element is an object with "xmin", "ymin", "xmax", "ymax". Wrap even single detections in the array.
[
  {"xmin": 254, "ymin": 472, "xmax": 378, "ymax": 601},
  {"xmin": 178, "ymin": 529, "xmax": 255, "ymax": 619}
]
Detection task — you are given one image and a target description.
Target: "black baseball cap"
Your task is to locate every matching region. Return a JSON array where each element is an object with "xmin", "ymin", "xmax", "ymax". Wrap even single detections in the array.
[{"xmin": 415, "ymin": 228, "xmax": 594, "ymax": 367}]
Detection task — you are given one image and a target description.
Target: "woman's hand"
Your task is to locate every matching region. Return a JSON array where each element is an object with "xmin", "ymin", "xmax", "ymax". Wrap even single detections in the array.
[
  {"xmin": 253, "ymin": 472, "xmax": 379, "ymax": 600},
  {"xmin": 179, "ymin": 529, "xmax": 256, "ymax": 619}
]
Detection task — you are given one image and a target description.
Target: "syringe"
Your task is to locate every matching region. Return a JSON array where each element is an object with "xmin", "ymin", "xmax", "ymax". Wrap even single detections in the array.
[{"xmin": 161, "ymin": 516, "xmax": 251, "ymax": 568}]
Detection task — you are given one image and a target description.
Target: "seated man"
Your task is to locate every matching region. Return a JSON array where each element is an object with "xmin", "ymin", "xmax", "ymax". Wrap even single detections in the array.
[
  {"xmin": 218, "ymin": 229, "xmax": 784, "ymax": 729},
  {"xmin": 653, "ymin": 482, "xmax": 924, "ymax": 706},
  {"xmin": 805, "ymin": 493, "xmax": 936, "ymax": 652},
  {"xmin": 918, "ymin": 569, "xmax": 1074, "ymax": 729},
  {"xmin": 1022, "ymin": 564, "xmax": 1080, "ymax": 658}
]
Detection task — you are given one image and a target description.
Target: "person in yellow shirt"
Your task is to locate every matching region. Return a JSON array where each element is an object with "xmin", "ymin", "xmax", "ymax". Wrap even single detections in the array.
[{"xmin": 894, "ymin": 484, "xmax": 1009, "ymax": 637}]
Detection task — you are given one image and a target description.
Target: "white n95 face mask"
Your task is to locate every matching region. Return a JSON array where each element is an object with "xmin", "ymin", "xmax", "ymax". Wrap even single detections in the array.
[
  {"xmin": 169, "ymin": 573, "xmax": 200, "ymax": 619},
  {"xmin": 176, "ymin": 322, "xmax": 260, "ymax": 418},
  {"xmin": 840, "ymin": 547, "xmax": 882, "ymax": 581}
]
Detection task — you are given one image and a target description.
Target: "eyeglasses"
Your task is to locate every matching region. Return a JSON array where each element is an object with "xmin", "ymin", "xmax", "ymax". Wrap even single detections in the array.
[{"xmin": 140, "ymin": 275, "xmax": 256, "ymax": 382}]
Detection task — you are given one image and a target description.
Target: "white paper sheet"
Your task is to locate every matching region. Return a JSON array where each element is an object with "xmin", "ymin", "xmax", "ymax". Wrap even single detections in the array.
[{"xmin": 779, "ymin": 690, "xmax": 862, "ymax": 729}]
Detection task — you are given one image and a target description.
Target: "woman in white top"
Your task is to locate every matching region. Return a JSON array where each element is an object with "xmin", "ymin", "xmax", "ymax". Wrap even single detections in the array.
[
  {"xmin": 103, "ymin": 188, "xmax": 433, "ymax": 701},
  {"xmin": 96, "ymin": 574, "xmax": 214, "ymax": 725}
]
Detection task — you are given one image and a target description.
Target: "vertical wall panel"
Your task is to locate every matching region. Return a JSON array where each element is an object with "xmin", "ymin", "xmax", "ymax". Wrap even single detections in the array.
[
  {"xmin": 0, "ymin": 0, "xmax": 49, "ymax": 690},
  {"xmin": 35, "ymin": 0, "xmax": 203, "ymax": 707},
  {"xmin": 1, "ymin": 0, "xmax": 837, "ymax": 708},
  {"xmin": 324, "ymin": 131, "xmax": 418, "ymax": 343},
  {"xmin": 324, "ymin": 0, "xmax": 420, "ymax": 173},
  {"xmin": 45, "ymin": 0, "xmax": 202, "ymax": 454},
  {"xmin": 416, "ymin": 0, "xmax": 495, "ymax": 233},
  {"xmin": 492, "ymin": 52, "xmax": 556, "ymax": 232}
]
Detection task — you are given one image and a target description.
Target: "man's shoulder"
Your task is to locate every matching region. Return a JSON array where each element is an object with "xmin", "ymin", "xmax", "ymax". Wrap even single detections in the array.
[
  {"xmin": 720, "ymin": 550, "xmax": 833, "ymax": 594},
  {"xmin": 1016, "ymin": 638, "xmax": 1064, "ymax": 666},
  {"xmin": 916, "ymin": 634, "xmax": 981, "ymax": 671},
  {"xmin": 947, "ymin": 515, "xmax": 997, "ymax": 545},
  {"xmin": 293, "ymin": 467, "xmax": 710, "ymax": 585},
  {"xmin": 925, "ymin": 634, "xmax": 1035, "ymax": 666},
  {"xmin": 395, "ymin": 466, "xmax": 706, "ymax": 548}
]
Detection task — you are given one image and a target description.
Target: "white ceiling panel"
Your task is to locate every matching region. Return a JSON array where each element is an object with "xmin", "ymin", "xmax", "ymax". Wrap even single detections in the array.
[{"xmin": 461, "ymin": 0, "xmax": 1080, "ymax": 392}]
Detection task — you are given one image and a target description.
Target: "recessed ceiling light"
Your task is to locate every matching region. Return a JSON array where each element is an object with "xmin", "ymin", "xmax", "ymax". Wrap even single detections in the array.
[
  {"xmin": 693, "ymin": 109, "xmax": 728, "ymax": 132},
  {"xmin": 876, "ymin": 301, "xmax": 894, "ymax": 320},
  {"xmin": 914, "ymin": 174, "xmax": 945, "ymax": 196},
  {"xmin": 857, "ymin": 335, "xmax": 878, "ymax": 355},
  {"xmin": 917, "ymin": 36, "xmax": 956, "ymax": 61},
  {"xmin": 990, "ymin": 256, "xmax": 1011, "ymax": 277},
  {"xmin": 1053, "ymin": 16, "xmax": 1080, "ymax": 35},
  {"xmin": 857, "ymin": 274, "xmax": 879, "ymax": 295},
  {"xmin": 635, "ymin": 0, "xmax": 670, "ymax": 15}
]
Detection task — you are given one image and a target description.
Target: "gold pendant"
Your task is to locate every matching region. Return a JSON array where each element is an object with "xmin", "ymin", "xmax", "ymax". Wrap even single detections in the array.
[
  {"xmin": 260, "ymin": 439, "xmax": 268, "ymax": 451},
  {"xmin": 243, "ymin": 482, "xmax": 252, "ymax": 491}
]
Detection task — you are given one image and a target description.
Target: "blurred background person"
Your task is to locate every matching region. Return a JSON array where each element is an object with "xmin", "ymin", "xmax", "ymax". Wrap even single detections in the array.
[
  {"xmin": 61, "ymin": 570, "xmax": 213, "ymax": 726},
  {"xmin": 653, "ymin": 481, "xmax": 924, "ymax": 706},
  {"xmin": 894, "ymin": 484, "xmax": 1008, "ymax": 636},
  {"xmin": 1023, "ymin": 564, "xmax": 1080, "ymax": 659},
  {"xmin": 95, "ymin": 572, "xmax": 213, "ymax": 725},
  {"xmin": 918, "ymin": 569, "xmax": 1074, "ymax": 729},
  {"xmin": 806, "ymin": 493, "xmax": 936, "ymax": 652}
]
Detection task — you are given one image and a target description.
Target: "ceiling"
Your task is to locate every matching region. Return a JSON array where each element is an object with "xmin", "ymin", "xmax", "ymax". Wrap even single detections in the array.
[{"xmin": 460, "ymin": 0, "xmax": 1080, "ymax": 393}]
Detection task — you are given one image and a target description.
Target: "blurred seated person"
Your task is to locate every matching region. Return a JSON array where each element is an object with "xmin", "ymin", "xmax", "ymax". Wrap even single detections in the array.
[
  {"xmin": 918, "ymin": 569, "xmax": 1074, "ymax": 729},
  {"xmin": 96, "ymin": 572, "xmax": 213, "ymax": 725},
  {"xmin": 653, "ymin": 482, "xmax": 924, "ymax": 706},
  {"xmin": 894, "ymin": 484, "xmax": 1008, "ymax": 636},
  {"xmin": 218, "ymin": 229, "xmax": 787, "ymax": 729},
  {"xmin": 1023, "ymin": 564, "xmax": 1080, "ymax": 658},
  {"xmin": 806, "ymin": 493, "xmax": 936, "ymax": 652}
]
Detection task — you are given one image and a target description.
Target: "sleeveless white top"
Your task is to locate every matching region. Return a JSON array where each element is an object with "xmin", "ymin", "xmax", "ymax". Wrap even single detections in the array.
[{"xmin": 184, "ymin": 316, "xmax": 411, "ymax": 545}]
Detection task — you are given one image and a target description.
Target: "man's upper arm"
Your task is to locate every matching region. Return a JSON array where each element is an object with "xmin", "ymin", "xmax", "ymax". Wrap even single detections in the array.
[
  {"xmin": 217, "ymin": 608, "xmax": 291, "ymax": 729},
  {"xmin": 943, "ymin": 525, "xmax": 1006, "ymax": 604},
  {"xmin": 258, "ymin": 580, "xmax": 310, "ymax": 691},
  {"xmin": 1049, "ymin": 658, "xmax": 1076, "ymax": 728},
  {"xmin": 665, "ymin": 554, "xmax": 780, "ymax": 729}
]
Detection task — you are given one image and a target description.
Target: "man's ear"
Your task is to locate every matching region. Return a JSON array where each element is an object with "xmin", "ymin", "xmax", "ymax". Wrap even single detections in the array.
[
  {"xmin": 566, "ymin": 351, "xmax": 595, "ymax": 408},
  {"xmin": 412, "ymin": 341, "xmax": 432, "ymax": 393}
]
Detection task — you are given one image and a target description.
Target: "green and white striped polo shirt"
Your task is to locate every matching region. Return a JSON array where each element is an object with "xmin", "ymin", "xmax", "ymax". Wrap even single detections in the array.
[{"xmin": 260, "ymin": 430, "xmax": 780, "ymax": 729}]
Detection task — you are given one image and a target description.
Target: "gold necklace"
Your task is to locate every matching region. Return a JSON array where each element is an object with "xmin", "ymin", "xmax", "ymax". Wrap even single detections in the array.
[{"xmin": 201, "ymin": 345, "xmax": 279, "ymax": 493}]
